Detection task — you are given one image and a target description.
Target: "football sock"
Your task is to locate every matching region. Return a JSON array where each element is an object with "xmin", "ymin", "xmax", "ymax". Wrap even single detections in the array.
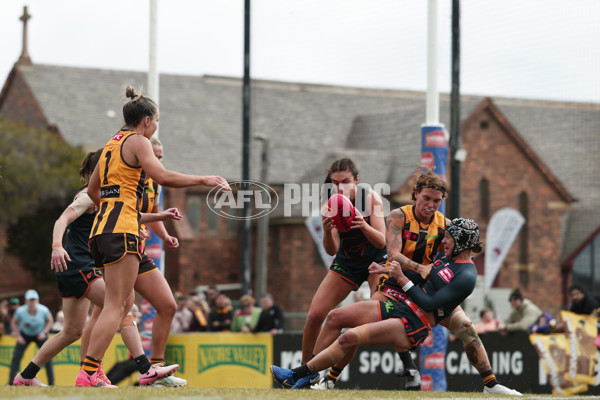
[
  {"xmin": 135, "ymin": 355, "xmax": 152, "ymax": 374},
  {"xmin": 481, "ymin": 369, "xmax": 498, "ymax": 388},
  {"xmin": 82, "ymin": 355, "xmax": 101, "ymax": 376},
  {"xmin": 151, "ymin": 357, "xmax": 164, "ymax": 365},
  {"xmin": 326, "ymin": 366, "xmax": 343, "ymax": 382},
  {"xmin": 21, "ymin": 362, "xmax": 40, "ymax": 379},
  {"xmin": 399, "ymin": 351, "xmax": 417, "ymax": 370},
  {"xmin": 291, "ymin": 364, "xmax": 311, "ymax": 380}
]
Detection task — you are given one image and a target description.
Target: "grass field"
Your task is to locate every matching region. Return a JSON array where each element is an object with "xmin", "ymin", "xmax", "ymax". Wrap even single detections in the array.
[{"xmin": 0, "ymin": 387, "xmax": 598, "ymax": 400}]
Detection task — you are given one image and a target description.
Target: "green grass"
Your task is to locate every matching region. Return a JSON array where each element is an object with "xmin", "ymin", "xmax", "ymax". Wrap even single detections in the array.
[{"xmin": 0, "ymin": 387, "xmax": 593, "ymax": 400}]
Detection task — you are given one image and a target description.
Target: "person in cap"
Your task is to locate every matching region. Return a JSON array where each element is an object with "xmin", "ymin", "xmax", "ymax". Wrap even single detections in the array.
[
  {"xmin": 8, "ymin": 290, "xmax": 54, "ymax": 385},
  {"xmin": 272, "ymin": 218, "xmax": 522, "ymax": 396}
]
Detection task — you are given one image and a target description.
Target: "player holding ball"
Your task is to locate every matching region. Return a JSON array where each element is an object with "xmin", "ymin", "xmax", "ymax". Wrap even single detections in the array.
[{"xmin": 294, "ymin": 158, "xmax": 387, "ymax": 389}]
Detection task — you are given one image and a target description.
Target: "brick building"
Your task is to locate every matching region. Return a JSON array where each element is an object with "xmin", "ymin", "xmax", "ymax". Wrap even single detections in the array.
[{"xmin": 1, "ymin": 20, "xmax": 599, "ymax": 329}]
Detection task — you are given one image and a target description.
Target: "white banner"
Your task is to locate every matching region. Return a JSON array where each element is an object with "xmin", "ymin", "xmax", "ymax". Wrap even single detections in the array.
[
  {"xmin": 484, "ymin": 207, "xmax": 525, "ymax": 289},
  {"xmin": 304, "ymin": 214, "xmax": 335, "ymax": 268}
]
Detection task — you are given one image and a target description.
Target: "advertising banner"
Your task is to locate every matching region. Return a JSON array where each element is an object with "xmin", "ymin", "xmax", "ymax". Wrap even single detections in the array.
[
  {"xmin": 484, "ymin": 207, "xmax": 525, "ymax": 289},
  {"xmin": 420, "ymin": 124, "xmax": 448, "ymax": 214}
]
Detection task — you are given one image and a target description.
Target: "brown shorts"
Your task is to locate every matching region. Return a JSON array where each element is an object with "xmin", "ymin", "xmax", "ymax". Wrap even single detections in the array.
[{"xmin": 89, "ymin": 233, "xmax": 142, "ymax": 269}]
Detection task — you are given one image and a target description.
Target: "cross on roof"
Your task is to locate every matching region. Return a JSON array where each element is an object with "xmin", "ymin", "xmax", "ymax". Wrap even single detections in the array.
[{"xmin": 18, "ymin": 6, "xmax": 32, "ymax": 65}]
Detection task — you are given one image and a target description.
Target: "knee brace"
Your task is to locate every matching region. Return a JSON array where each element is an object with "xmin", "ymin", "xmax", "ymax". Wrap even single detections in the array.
[
  {"xmin": 120, "ymin": 313, "xmax": 137, "ymax": 330},
  {"xmin": 449, "ymin": 311, "xmax": 478, "ymax": 346}
]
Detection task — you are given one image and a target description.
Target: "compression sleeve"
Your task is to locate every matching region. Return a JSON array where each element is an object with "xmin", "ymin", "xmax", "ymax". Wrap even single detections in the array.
[{"xmin": 405, "ymin": 266, "xmax": 477, "ymax": 312}]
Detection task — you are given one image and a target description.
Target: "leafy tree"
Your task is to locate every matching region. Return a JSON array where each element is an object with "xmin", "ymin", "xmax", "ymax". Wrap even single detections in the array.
[{"xmin": 0, "ymin": 117, "xmax": 84, "ymax": 281}]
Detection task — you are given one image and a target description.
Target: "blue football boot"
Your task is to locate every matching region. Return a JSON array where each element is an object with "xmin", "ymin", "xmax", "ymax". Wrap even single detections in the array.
[{"xmin": 270, "ymin": 365, "xmax": 295, "ymax": 388}]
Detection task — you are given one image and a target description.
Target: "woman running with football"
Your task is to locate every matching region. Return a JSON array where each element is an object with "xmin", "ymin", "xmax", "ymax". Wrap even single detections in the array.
[{"xmin": 298, "ymin": 158, "xmax": 387, "ymax": 388}]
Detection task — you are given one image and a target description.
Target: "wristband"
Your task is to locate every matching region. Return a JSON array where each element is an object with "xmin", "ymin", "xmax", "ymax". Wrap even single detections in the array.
[
  {"xmin": 402, "ymin": 281, "xmax": 414, "ymax": 292},
  {"xmin": 51, "ymin": 242, "xmax": 63, "ymax": 248}
]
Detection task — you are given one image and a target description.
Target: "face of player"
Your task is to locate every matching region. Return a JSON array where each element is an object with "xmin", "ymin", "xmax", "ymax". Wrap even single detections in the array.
[
  {"xmin": 153, "ymin": 144, "xmax": 163, "ymax": 162},
  {"xmin": 414, "ymin": 187, "xmax": 444, "ymax": 221},
  {"xmin": 143, "ymin": 111, "xmax": 160, "ymax": 138},
  {"xmin": 330, "ymin": 170, "xmax": 358, "ymax": 201},
  {"xmin": 441, "ymin": 230, "xmax": 455, "ymax": 258}
]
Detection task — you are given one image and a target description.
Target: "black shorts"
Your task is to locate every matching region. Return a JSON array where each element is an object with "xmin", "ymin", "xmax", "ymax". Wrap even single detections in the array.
[
  {"xmin": 378, "ymin": 299, "xmax": 430, "ymax": 349},
  {"xmin": 376, "ymin": 276, "xmax": 406, "ymax": 301},
  {"xmin": 56, "ymin": 268, "xmax": 102, "ymax": 299},
  {"xmin": 138, "ymin": 253, "xmax": 158, "ymax": 276},
  {"xmin": 376, "ymin": 270, "xmax": 425, "ymax": 301},
  {"xmin": 329, "ymin": 253, "xmax": 387, "ymax": 288},
  {"xmin": 89, "ymin": 233, "xmax": 142, "ymax": 269}
]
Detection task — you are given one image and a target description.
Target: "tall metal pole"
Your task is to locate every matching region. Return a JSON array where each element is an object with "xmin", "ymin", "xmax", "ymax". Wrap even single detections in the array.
[
  {"xmin": 148, "ymin": 0, "xmax": 159, "ymax": 118},
  {"xmin": 241, "ymin": 0, "xmax": 252, "ymax": 295},
  {"xmin": 254, "ymin": 134, "xmax": 269, "ymax": 300},
  {"xmin": 421, "ymin": 0, "xmax": 449, "ymax": 215},
  {"xmin": 426, "ymin": 0, "xmax": 439, "ymax": 125},
  {"xmin": 449, "ymin": 0, "xmax": 461, "ymax": 219}
]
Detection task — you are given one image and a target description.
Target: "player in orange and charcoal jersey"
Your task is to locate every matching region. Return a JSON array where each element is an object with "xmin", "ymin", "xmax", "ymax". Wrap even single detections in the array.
[{"xmin": 297, "ymin": 158, "xmax": 387, "ymax": 389}]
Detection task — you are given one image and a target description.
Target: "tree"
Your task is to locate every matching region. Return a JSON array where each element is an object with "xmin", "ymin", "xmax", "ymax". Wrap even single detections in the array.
[{"xmin": 0, "ymin": 117, "xmax": 84, "ymax": 280}]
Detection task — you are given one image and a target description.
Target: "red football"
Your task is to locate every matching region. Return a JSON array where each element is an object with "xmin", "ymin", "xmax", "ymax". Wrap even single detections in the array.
[{"xmin": 327, "ymin": 193, "xmax": 356, "ymax": 233}]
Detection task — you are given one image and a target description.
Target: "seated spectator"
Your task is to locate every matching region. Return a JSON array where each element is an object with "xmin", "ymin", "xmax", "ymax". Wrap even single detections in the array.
[
  {"xmin": 529, "ymin": 312, "xmax": 556, "ymax": 334},
  {"xmin": 253, "ymin": 293, "xmax": 285, "ymax": 335},
  {"xmin": 187, "ymin": 296, "xmax": 209, "ymax": 332},
  {"xmin": 171, "ymin": 295, "xmax": 193, "ymax": 333},
  {"xmin": 231, "ymin": 295, "xmax": 262, "ymax": 333},
  {"xmin": 499, "ymin": 288, "xmax": 543, "ymax": 334},
  {"xmin": 0, "ymin": 299, "xmax": 8, "ymax": 337},
  {"xmin": 205, "ymin": 286, "xmax": 220, "ymax": 310},
  {"xmin": 50, "ymin": 310, "xmax": 65, "ymax": 333},
  {"xmin": 569, "ymin": 284, "xmax": 600, "ymax": 315},
  {"xmin": 4, "ymin": 298, "xmax": 20, "ymax": 335},
  {"xmin": 474, "ymin": 308, "xmax": 501, "ymax": 334},
  {"xmin": 208, "ymin": 294, "xmax": 233, "ymax": 332}
]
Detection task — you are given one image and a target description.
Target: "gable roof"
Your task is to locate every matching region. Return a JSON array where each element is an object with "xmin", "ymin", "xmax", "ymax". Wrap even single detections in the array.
[{"xmin": 3, "ymin": 63, "xmax": 598, "ymax": 262}]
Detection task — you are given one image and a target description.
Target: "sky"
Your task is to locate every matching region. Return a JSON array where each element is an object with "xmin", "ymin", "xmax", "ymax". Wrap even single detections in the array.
[{"xmin": 1, "ymin": 0, "xmax": 599, "ymax": 104}]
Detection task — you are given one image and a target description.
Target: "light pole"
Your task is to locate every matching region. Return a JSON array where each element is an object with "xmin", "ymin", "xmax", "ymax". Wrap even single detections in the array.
[{"xmin": 254, "ymin": 134, "xmax": 270, "ymax": 300}]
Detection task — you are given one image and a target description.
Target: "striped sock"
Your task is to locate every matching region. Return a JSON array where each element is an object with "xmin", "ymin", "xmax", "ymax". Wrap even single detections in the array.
[
  {"xmin": 481, "ymin": 369, "xmax": 498, "ymax": 388},
  {"xmin": 82, "ymin": 356, "xmax": 101, "ymax": 376},
  {"xmin": 326, "ymin": 366, "xmax": 343, "ymax": 382},
  {"xmin": 151, "ymin": 358, "xmax": 164, "ymax": 366}
]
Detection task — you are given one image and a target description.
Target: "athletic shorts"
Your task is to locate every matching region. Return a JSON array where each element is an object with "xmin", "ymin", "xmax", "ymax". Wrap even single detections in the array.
[
  {"xmin": 89, "ymin": 233, "xmax": 142, "ymax": 269},
  {"xmin": 138, "ymin": 253, "xmax": 158, "ymax": 276},
  {"xmin": 378, "ymin": 299, "xmax": 430, "ymax": 349},
  {"xmin": 329, "ymin": 253, "xmax": 387, "ymax": 288},
  {"xmin": 376, "ymin": 273, "xmax": 423, "ymax": 302},
  {"xmin": 56, "ymin": 268, "xmax": 102, "ymax": 299}
]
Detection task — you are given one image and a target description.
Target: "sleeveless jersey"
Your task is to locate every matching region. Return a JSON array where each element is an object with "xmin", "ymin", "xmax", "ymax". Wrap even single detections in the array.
[
  {"xmin": 384, "ymin": 205, "xmax": 446, "ymax": 284},
  {"xmin": 407, "ymin": 256, "xmax": 477, "ymax": 324},
  {"xmin": 334, "ymin": 186, "xmax": 387, "ymax": 267},
  {"xmin": 90, "ymin": 130, "xmax": 146, "ymax": 238},
  {"xmin": 400, "ymin": 204, "xmax": 445, "ymax": 265},
  {"xmin": 58, "ymin": 184, "xmax": 96, "ymax": 276},
  {"xmin": 139, "ymin": 177, "xmax": 159, "ymax": 214},
  {"xmin": 139, "ymin": 177, "xmax": 160, "ymax": 250}
]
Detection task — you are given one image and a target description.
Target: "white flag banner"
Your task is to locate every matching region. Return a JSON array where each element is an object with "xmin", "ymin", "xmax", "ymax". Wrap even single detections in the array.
[
  {"xmin": 484, "ymin": 207, "xmax": 525, "ymax": 289},
  {"xmin": 305, "ymin": 214, "xmax": 335, "ymax": 268}
]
